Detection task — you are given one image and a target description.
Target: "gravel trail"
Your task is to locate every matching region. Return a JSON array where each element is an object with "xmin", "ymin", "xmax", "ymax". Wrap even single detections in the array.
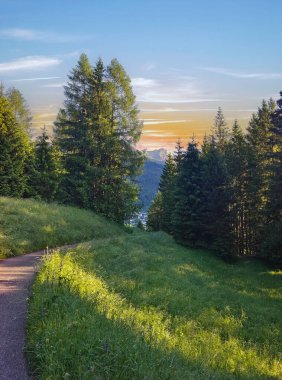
[{"xmin": 0, "ymin": 244, "xmax": 77, "ymax": 380}]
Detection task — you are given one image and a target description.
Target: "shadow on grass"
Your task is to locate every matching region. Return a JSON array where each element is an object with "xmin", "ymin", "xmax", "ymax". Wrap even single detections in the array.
[
  {"xmin": 74, "ymin": 234, "xmax": 281, "ymax": 356},
  {"xmin": 27, "ymin": 250, "xmax": 281, "ymax": 380}
]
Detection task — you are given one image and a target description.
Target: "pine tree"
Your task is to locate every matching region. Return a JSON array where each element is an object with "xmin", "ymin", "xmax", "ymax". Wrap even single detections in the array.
[
  {"xmin": 174, "ymin": 138, "xmax": 185, "ymax": 169},
  {"xmin": 147, "ymin": 191, "xmax": 163, "ymax": 231},
  {"xmin": 54, "ymin": 53, "xmax": 94, "ymax": 207},
  {"xmin": 225, "ymin": 121, "xmax": 249, "ymax": 255},
  {"xmin": 212, "ymin": 107, "xmax": 229, "ymax": 153},
  {"xmin": 172, "ymin": 140, "xmax": 204, "ymax": 245},
  {"xmin": 201, "ymin": 136, "xmax": 232, "ymax": 254},
  {"xmin": 262, "ymin": 92, "xmax": 282, "ymax": 259},
  {"xmin": 0, "ymin": 95, "xmax": 31, "ymax": 196},
  {"xmin": 158, "ymin": 153, "xmax": 177, "ymax": 234},
  {"xmin": 245, "ymin": 99, "xmax": 276, "ymax": 255},
  {"xmin": 30, "ymin": 129, "xmax": 62, "ymax": 201},
  {"xmin": 5, "ymin": 87, "xmax": 32, "ymax": 132},
  {"xmin": 55, "ymin": 54, "xmax": 143, "ymax": 222}
]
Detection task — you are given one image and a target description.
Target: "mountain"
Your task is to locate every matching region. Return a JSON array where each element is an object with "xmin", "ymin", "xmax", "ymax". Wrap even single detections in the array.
[
  {"xmin": 146, "ymin": 148, "xmax": 167, "ymax": 162},
  {"xmin": 137, "ymin": 159, "xmax": 164, "ymax": 211}
]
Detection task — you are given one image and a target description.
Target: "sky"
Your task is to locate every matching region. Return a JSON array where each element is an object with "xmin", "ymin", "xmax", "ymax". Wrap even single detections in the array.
[{"xmin": 0, "ymin": 0, "xmax": 281, "ymax": 151}]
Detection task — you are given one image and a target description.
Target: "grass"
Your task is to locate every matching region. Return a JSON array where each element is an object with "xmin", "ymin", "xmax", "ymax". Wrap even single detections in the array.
[
  {"xmin": 0, "ymin": 197, "xmax": 122, "ymax": 258},
  {"xmin": 27, "ymin": 229, "xmax": 282, "ymax": 379}
]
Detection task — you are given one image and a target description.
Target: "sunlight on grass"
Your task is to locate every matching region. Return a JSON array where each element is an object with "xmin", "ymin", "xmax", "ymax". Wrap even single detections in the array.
[
  {"xmin": 30, "ymin": 247, "xmax": 281, "ymax": 379},
  {"xmin": 0, "ymin": 197, "xmax": 123, "ymax": 257}
]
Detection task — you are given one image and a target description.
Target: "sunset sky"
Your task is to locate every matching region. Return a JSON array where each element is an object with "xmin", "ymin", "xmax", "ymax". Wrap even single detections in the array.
[{"xmin": 0, "ymin": 0, "xmax": 281, "ymax": 150}]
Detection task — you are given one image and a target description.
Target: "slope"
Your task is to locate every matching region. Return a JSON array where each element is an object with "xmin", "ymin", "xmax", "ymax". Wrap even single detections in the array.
[
  {"xmin": 27, "ymin": 229, "xmax": 281, "ymax": 379},
  {"xmin": 0, "ymin": 197, "xmax": 122, "ymax": 258}
]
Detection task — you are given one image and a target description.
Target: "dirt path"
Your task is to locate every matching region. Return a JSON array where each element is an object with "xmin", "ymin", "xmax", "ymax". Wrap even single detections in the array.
[{"xmin": 0, "ymin": 245, "xmax": 77, "ymax": 380}]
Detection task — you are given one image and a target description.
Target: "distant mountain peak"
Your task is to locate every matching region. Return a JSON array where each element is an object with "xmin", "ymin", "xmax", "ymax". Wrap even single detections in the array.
[{"xmin": 145, "ymin": 148, "xmax": 167, "ymax": 162}]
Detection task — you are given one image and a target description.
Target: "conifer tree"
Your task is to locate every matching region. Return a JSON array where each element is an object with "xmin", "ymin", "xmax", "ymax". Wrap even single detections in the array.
[
  {"xmin": 147, "ymin": 191, "xmax": 163, "ymax": 231},
  {"xmin": 262, "ymin": 92, "xmax": 282, "ymax": 258},
  {"xmin": 5, "ymin": 87, "xmax": 32, "ymax": 132},
  {"xmin": 174, "ymin": 138, "xmax": 185, "ymax": 169},
  {"xmin": 55, "ymin": 54, "xmax": 143, "ymax": 222},
  {"xmin": 212, "ymin": 107, "xmax": 229, "ymax": 153},
  {"xmin": 225, "ymin": 121, "xmax": 249, "ymax": 255},
  {"xmin": 201, "ymin": 136, "xmax": 232, "ymax": 254},
  {"xmin": 30, "ymin": 129, "xmax": 62, "ymax": 201},
  {"xmin": 173, "ymin": 140, "xmax": 204, "ymax": 245},
  {"xmin": 158, "ymin": 153, "xmax": 176, "ymax": 234},
  {"xmin": 245, "ymin": 99, "xmax": 276, "ymax": 255},
  {"xmin": 0, "ymin": 95, "xmax": 31, "ymax": 196}
]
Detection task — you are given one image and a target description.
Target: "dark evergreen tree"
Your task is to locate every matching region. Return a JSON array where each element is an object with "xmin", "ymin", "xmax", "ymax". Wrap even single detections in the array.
[
  {"xmin": 0, "ymin": 95, "xmax": 31, "ymax": 196},
  {"xmin": 147, "ymin": 191, "xmax": 163, "ymax": 231},
  {"xmin": 262, "ymin": 92, "xmax": 282, "ymax": 259},
  {"xmin": 30, "ymin": 129, "xmax": 62, "ymax": 201},
  {"xmin": 172, "ymin": 140, "xmax": 204, "ymax": 245},
  {"xmin": 174, "ymin": 138, "xmax": 185, "ymax": 169},
  {"xmin": 158, "ymin": 153, "xmax": 176, "ymax": 234},
  {"xmin": 201, "ymin": 136, "xmax": 232, "ymax": 254},
  {"xmin": 55, "ymin": 54, "xmax": 143, "ymax": 222},
  {"xmin": 212, "ymin": 107, "xmax": 229, "ymax": 153},
  {"xmin": 246, "ymin": 99, "xmax": 276, "ymax": 255},
  {"xmin": 225, "ymin": 121, "xmax": 249, "ymax": 255}
]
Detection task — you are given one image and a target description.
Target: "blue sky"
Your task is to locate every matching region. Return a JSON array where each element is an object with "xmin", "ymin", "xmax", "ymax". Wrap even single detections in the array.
[{"xmin": 0, "ymin": 0, "xmax": 281, "ymax": 149}]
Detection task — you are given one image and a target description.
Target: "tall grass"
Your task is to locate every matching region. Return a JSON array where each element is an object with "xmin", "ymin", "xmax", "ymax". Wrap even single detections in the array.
[
  {"xmin": 0, "ymin": 197, "xmax": 122, "ymax": 258},
  {"xmin": 27, "ymin": 231, "xmax": 282, "ymax": 379}
]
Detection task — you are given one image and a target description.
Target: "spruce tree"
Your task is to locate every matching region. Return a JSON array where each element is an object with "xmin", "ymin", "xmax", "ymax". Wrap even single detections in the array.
[
  {"xmin": 201, "ymin": 136, "xmax": 232, "ymax": 254},
  {"xmin": 55, "ymin": 54, "xmax": 143, "ymax": 222},
  {"xmin": 147, "ymin": 191, "xmax": 163, "ymax": 231},
  {"xmin": 5, "ymin": 87, "xmax": 32, "ymax": 132},
  {"xmin": 158, "ymin": 153, "xmax": 176, "ymax": 234},
  {"xmin": 0, "ymin": 95, "xmax": 31, "ymax": 196},
  {"xmin": 212, "ymin": 107, "xmax": 229, "ymax": 153},
  {"xmin": 174, "ymin": 138, "xmax": 185, "ymax": 169},
  {"xmin": 30, "ymin": 129, "xmax": 62, "ymax": 201},
  {"xmin": 246, "ymin": 99, "xmax": 276, "ymax": 255},
  {"xmin": 225, "ymin": 121, "xmax": 249, "ymax": 255},
  {"xmin": 55, "ymin": 53, "xmax": 94, "ymax": 207},
  {"xmin": 262, "ymin": 92, "xmax": 282, "ymax": 259},
  {"xmin": 173, "ymin": 140, "xmax": 204, "ymax": 246}
]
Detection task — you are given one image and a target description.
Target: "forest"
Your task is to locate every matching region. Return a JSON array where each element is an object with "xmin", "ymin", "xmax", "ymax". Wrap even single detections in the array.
[
  {"xmin": 148, "ymin": 99, "xmax": 282, "ymax": 261},
  {"xmin": 0, "ymin": 53, "xmax": 281, "ymax": 260}
]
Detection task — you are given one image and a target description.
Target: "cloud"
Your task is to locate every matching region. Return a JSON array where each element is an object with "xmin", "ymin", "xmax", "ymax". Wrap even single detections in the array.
[
  {"xmin": 0, "ymin": 28, "xmax": 92, "ymax": 43},
  {"xmin": 143, "ymin": 119, "xmax": 190, "ymax": 125},
  {"xmin": 143, "ymin": 63, "xmax": 157, "ymax": 72},
  {"xmin": 11, "ymin": 76, "xmax": 61, "ymax": 82},
  {"xmin": 41, "ymin": 82, "xmax": 66, "ymax": 88},
  {"xmin": 131, "ymin": 77, "xmax": 157, "ymax": 88},
  {"xmin": 0, "ymin": 56, "xmax": 61, "ymax": 72},
  {"xmin": 202, "ymin": 67, "xmax": 282, "ymax": 80},
  {"xmin": 132, "ymin": 75, "xmax": 222, "ymax": 104}
]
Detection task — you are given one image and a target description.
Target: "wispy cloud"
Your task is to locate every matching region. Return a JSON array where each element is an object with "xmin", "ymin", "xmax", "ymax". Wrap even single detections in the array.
[
  {"xmin": 143, "ymin": 119, "xmax": 190, "ymax": 125},
  {"xmin": 143, "ymin": 63, "xmax": 157, "ymax": 72},
  {"xmin": 0, "ymin": 28, "xmax": 92, "ymax": 43},
  {"xmin": 131, "ymin": 77, "xmax": 157, "ymax": 88},
  {"xmin": 0, "ymin": 56, "xmax": 61, "ymax": 72},
  {"xmin": 11, "ymin": 76, "xmax": 61, "ymax": 82},
  {"xmin": 42, "ymin": 82, "xmax": 66, "ymax": 88},
  {"xmin": 202, "ymin": 67, "xmax": 282, "ymax": 80},
  {"xmin": 132, "ymin": 76, "xmax": 221, "ymax": 104}
]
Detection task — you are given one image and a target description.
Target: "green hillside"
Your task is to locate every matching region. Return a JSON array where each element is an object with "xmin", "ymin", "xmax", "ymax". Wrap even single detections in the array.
[
  {"xmin": 27, "ymin": 220, "xmax": 281, "ymax": 379},
  {"xmin": 0, "ymin": 197, "xmax": 122, "ymax": 258}
]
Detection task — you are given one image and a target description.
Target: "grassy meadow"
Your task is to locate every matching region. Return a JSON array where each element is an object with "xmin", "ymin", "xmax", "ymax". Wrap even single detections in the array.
[
  {"xmin": 0, "ymin": 197, "xmax": 122, "ymax": 258},
  {"xmin": 27, "ymin": 229, "xmax": 282, "ymax": 379}
]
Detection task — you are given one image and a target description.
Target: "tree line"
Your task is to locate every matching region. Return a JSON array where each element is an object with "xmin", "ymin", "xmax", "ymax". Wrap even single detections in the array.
[
  {"xmin": 147, "ymin": 95, "xmax": 282, "ymax": 260},
  {"xmin": 0, "ymin": 54, "xmax": 144, "ymax": 223}
]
